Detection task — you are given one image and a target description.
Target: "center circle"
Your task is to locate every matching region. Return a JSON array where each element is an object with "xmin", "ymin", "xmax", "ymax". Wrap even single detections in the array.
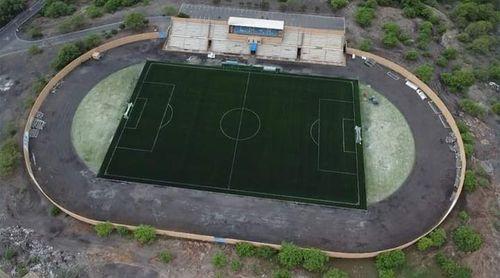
[{"xmin": 220, "ymin": 108, "xmax": 261, "ymax": 141}]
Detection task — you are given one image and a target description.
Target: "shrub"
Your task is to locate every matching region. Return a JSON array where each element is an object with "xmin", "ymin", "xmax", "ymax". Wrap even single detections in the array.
[
  {"xmin": 441, "ymin": 69, "xmax": 475, "ymax": 93},
  {"xmin": 0, "ymin": 138, "xmax": 20, "ymax": 177},
  {"xmin": 235, "ymin": 242, "xmax": 255, "ymax": 257},
  {"xmin": 28, "ymin": 45, "xmax": 43, "ymax": 55},
  {"xmin": 177, "ymin": 12, "xmax": 189, "ymax": 18},
  {"xmin": 323, "ymin": 268, "xmax": 349, "ymax": 278},
  {"xmin": 0, "ymin": 0, "xmax": 26, "ymax": 27},
  {"xmin": 116, "ymin": 226, "xmax": 130, "ymax": 237},
  {"xmin": 158, "ymin": 250, "xmax": 172, "ymax": 263},
  {"xmin": 428, "ymin": 228, "xmax": 446, "ymax": 248},
  {"xmin": 417, "ymin": 237, "xmax": 433, "ymax": 251},
  {"xmin": 302, "ymin": 248, "xmax": 328, "ymax": 272},
  {"xmin": 468, "ymin": 35, "xmax": 495, "ymax": 54},
  {"xmin": 124, "ymin": 12, "xmax": 147, "ymax": 30},
  {"xmin": 58, "ymin": 14, "xmax": 86, "ymax": 34},
  {"xmin": 93, "ymin": 0, "xmax": 106, "ymax": 7},
  {"xmin": 464, "ymin": 21, "xmax": 493, "ymax": 38},
  {"xmin": 378, "ymin": 269, "xmax": 395, "ymax": 278},
  {"xmin": 104, "ymin": 0, "xmax": 121, "ymax": 13},
  {"xmin": 463, "ymin": 170, "xmax": 477, "ymax": 192},
  {"xmin": 51, "ymin": 43, "xmax": 81, "ymax": 70},
  {"xmin": 491, "ymin": 102, "xmax": 500, "ymax": 115},
  {"xmin": 94, "ymin": 221, "xmax": 114, "ymax": 237},
  {"xmin": 435, "ymin": 252, "xmax": 472, "ymax": 278},
  {"xmin": 404, "ymin": 50, "xmax": 418, "ymax": 61},
  {"xmin": 85, "ymin": 5, "xmax": 103, "ymax": 18},
  {"xmin": 415, "ymin": 64, "xmax": 434, "ymax": 83},
  {"xmin": 163, "ymin": 5, "xmax": 177, "ymax": 16},
  {"xmin": 255, "ymin": 246, "xmax": 277, "ymax": 259},
  {"xmin": 458, "ymin": 211, "xmax": 469, "ymax": 223},
  {"xmin": 133, "ymin": 225, "xmax": 156, "ymax": 244},
  {"xmin": 273, "ymin": 269, "xmax": 291, "ymax": 278},
  {"xmin": 50, "ymin": 205, "xmax": 62, "ymax": 216},
  {"xmin": 442, "ymin": 48, "xmax": 458, "ymax": 60},
  {"xmin": 459, "ymin": 99, "xmax": 486, "ymax": 118},
  {"xmin": 355, "ymin": 7, "xmax": 375, "ymax": 27},
  {"xmin": 2, "ymin": 248, "xmax": 15, "ymax": 260},
  {"xmin": 452, "ymin": 226, "xmax": 483, "ymax": 252},
  {"xmin": 212, "ymin": 251, "xmax": 228, "ymax": 269},
  {"xmin": 375, "ymin": 250, "xmax": 405, "ymax": 271},
  {"xmin": 359, "ymin": 39, "xmax": 372, "ymax": 51},
  {"xmin": 382, "ymin": 33, "xmax": 398, "ymax": 48},
  {"xmin": 330, "ymin": 0, "xmax": 348, "ymax": 10},
  {"xmin": 43, "ymin": 1, "xmax": 75, "ymax": 18},
  {"xmin": 230, "ymin": 259, "xmax": 242, "ymax": 272},
  {"xmin": 278, "ymin": 242, "xmax": 304, "ymax": 269},
  {"xmin": 31, "ymin": 76, "xmax": 47, "ymax": 94},
  {"xmin": 82, "ymin": 34, "xmax": 102, "ymax": 50},
  {"xmin": 27, "ymin": 26, "xmax": 43, "ymax": 39}
]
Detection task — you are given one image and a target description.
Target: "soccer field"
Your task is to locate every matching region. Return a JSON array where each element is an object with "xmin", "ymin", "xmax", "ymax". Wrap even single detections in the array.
[{"xmin": 99, "ymin": 61, "xmax": 366, "ymax": 209}]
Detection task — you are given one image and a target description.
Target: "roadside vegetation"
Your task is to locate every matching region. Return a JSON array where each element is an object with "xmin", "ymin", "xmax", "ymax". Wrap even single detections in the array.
[{"xmin": 0, "ymin": 0, "xmax": 25, "ymax": 27}]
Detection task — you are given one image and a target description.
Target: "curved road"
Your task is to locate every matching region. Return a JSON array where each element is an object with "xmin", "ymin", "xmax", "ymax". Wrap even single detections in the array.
[{"xmin": 0, "ymin": 3, "xmax": 169, "ymax": 58}]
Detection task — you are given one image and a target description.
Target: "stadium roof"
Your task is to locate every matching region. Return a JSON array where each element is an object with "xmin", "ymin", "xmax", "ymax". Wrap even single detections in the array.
[
  {"xmin": 228, "ymin": 17, "xmax": 284, "ymax": 30},
  {"xmin": 180, "ymin": 4, "xmax": 345, "ymax": 31}
]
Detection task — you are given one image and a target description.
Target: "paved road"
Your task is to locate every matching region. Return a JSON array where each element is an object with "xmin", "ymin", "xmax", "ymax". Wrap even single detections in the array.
[{"xmin": 0, "ymin": 5, "xmax": 170, "ymax": 58}]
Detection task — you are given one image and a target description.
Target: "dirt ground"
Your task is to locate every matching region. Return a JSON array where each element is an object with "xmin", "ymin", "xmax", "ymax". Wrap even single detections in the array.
[{"xmin": 1, "ymin": 1, "xmax": 499, "ymax": 277}]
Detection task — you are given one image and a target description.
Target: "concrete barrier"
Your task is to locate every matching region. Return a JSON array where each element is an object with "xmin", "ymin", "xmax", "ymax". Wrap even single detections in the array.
[{"xmin": 23, "ymin": 42, "xmax": 465, "ymax": 258}]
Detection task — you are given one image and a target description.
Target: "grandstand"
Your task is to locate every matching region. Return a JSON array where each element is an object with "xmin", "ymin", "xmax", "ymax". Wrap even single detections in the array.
[{"xmin": 164, "ymin": 4, "xmax": 346, "ymax": 66}]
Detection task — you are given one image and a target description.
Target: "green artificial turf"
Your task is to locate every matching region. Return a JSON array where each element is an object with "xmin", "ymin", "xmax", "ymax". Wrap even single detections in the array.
[{"xmin": 99, "ymin": 61, "xmax": 366, "ymax": 209}]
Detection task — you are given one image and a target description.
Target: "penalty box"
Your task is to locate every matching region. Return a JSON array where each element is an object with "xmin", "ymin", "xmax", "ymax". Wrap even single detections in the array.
[{"xmin": 99, "ymin": 61, "xmax": 366, "ymax": 209}]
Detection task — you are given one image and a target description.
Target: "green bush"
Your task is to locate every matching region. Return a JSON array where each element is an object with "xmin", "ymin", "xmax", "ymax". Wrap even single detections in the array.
[
  {"xmin": 330, "ymin": 0, "xmax": 348, "ymax": 10},
  {"xmin": 452, "ymin": 226, "xmax": 483, "ymax": 252},
  {"xmin": 375, "ymin": 250, "xmax": 405, "ymax": 271},
  {"xmin": 442, "ymin": 48, "xmax": 458, "ymax": 60},
  {"xmin": 464, "ymin": 21, "xmax": 493, "ymax": 38},
  {"xmin": 158, "ymin": 250, "xmax": 172, "ymax": 263},
  {"xmin": 0, "ymin": 138, "xmax": 20, "ymax": 177},
  {"xmin": 0, "ymin": 0, "xmax": 26, "ymax": 27},
  {"xmin": 212, "ymin": 251, "xmax": 228, "ymax": 269},
  {"xmin": 94, "ymin": 221, "xmax": 114, "ymax": 237},
  {"xmin": 355, "ymin": 7, "xmax": 375, "ymax": 27},
  {"xmin": 116, "ymin": 226, "xmax": 130, "ymax": 237},
  {"xmin": 50, "ymin": 205, "xmax": 62, "ymax": 216},
  {"xmin": 468, "ymin": 35, "xmax": 495, "ymax": 54},
  {"xmin": 27, "ymin": 26, "xmax": 43, "ymax": 39},
  {"xmin": 235, "ymin": 242, "xmax": 255, "ymax": 257},
  {"xmin": 133, "ymin": 225, "xmax": 156, "ymax": 244},
  {"xmin": 85, "ymin": 5, "xmax": 103, "ymax": 18},
  {"xmin": 441, "ymin": 69, "xmax": 475, "ymax": 93},
  {"xmin": 435, "ymin": 252, "xmax": 472, "ymax": 278},
  {"xmin": 428, "ymin": 228, "xmax": 446, "ymax": 248},
  {"xmin": 58, "ymin": 14, "xmax": 86, "ymax": 34},
  {"xmin": 323, "ymin": 268, "xmax": 349, "ymax": 278},
  {"xmin": 177, "ymin": 12, "xmax": 190, "ymax": 18},
  {"xmin": 278, "ymin": 242, "xmax": 304, "ymax": 269},
  {"xmin": 359, "ymin": 39, "xmax": 372, "ymax": 51},
  {"xmin": 378, "ymin": 269, "xmax": 395, "ymax": 278},
  {"xmin": 31, "ymin": 76, "xmax": 47, "ymax": 94},
  {"xmin": 404, "ymin": 50, "xmax": 418, "ymax": 61},
  {"xmin": 43, "ymin": 1, "xmax": 75, "ymax": 18},
  {"xmin": 82, "ymin": 34, "xmax": 102, "ymax": 50},
  {"xmin": 51, "ymin": 43, "xmax": 81, "ymax": 70},
  {"xmin": 382, "ymin": 33, "xmax": 398, "ymax": 48},
  {"xmin": 417, "ymin": 237, "xmax": 433, "ymax": 251},
  {"xmin": 104, "ymin": 0, "xmax": 122, "ymax": 13},
  {"xmin": 273, "ymin": 268, "xmax": 291, "ymax": 278},
  {"xmin": 255, "ymin": 246, "xmax": 277, "ymax": 259},
  {"xmin": 163, "ymin": 5, "xmax": 177, "ymax": 15},
  {"xmin": 28, "ymin": 45, "xmax": 43, "ymax": 55},
  {"xmin": 124, "ymin": 12, "xmax": 147, "ymax": 30},
  {"xmin": 459, "ymin": 99, "xmax": 486, "ymax": 118},
  {"xmin": 491, "ymin": 102, "xmax": 500, "ymax": 115},
  {"xmin": 302, "ymin": 248, "xmax": 328, "ymax": 272},
  {"xmin": 2, "ymin": 248, "xmax": 15, "ymax": 260},
  {"xmin": 230, "ymin": 259, "xmax": 242, "ymax": 272},
  {"xmin": 415, "ymin": 64, "xmax": 434, "ymax": 83},
  {"xmin": 463, "ymin": 170, "xmax": 477, "ymax": 192},
  {"xmin": 458, "ymin": 211, "xmax": 469, "ymax": 223}
]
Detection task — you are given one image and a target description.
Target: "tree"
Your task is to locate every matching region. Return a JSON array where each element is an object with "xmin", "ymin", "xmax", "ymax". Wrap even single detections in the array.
[
  {"xmin": 330, "ymin": 0, "xmax": 348, "ymax": 10},
  {"xmin": 104, "ymin": 0, "xmax": 122, "ymax": 13},
  {"xmin": 415, "ymin": 64, "xmax": 434, "ymax": 83},
  {"xmin": 0, "ymin": 138, "xmax": 20, "ymax": 177},
  {"xmin": 452, "ymin": 226, "xmax": 483, "ymax": 252},
  {"xmin": 82, "ymin": 34, "xmax": 102, "ymax": 50},
  {"xmin": 85, "ymin": 5, "xmax": 103, "ymax": 18},
  {"xmin": 323, "ymin": 268, "xmax": 349, "ymax": 278},
  {"xmin": 375, "ymin": 250, "xmax": 405, "ymax": 271},
  {"xmin": 277, "ymin": 242, "xmax": 303, "ymax": 269},
  {"xmin": 51, "ymin": 43, "xmax": 81, "ymax": 70},
  {"xmin": 302, "ymin": 248, "xmax": 328, "ymax": 272},
  {"xmin": 468, "ymin": 35, "xmax": 495, "ymax": 54},
  {"xmin": 464, "ymin": 21, "xmax": 493, "ymax": 38},
  {"xmin": 43, "ymin": 1, "xmax": 75, "ymax": 18},
  {"xmin": 459, "ymin": 99, "xmax": 486, "ymax": 118},
  {"xmin": 133, "ymin": 225, "xmax": 156, "ymax": 244},
  {"xmin": 441, "ymin": 69, "xmax": 475, "ymax": 93},
  {"xmin": 0, "ymin": 0, "xmax": 26, "ymax": 27},
  {"xmin": 355, "ymin": 7, "xmax": 375, "ymax": 27},
  {"xmin": 123, "ymin": 12, "xmax": 147, "ymax": 30},
  {"xmin": 442, "ymin": 48, "xmax": 458, "ymax": 60}
]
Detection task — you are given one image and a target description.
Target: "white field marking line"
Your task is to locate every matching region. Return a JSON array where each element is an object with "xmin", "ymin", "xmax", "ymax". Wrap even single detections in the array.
[
  {"xmin": 350, "ymin": 81, "xmax": 361, "ymax": 205},
  {"xmin": 219, "ymin": 108, "xmax": 261, "ymax": 141},
  {"xmin": 160, "ymin": 104, "xmax": 174, "ymax": 130},
  {"xmin": 318, "ymin": 98, "xmax": 354, "ymax": 104},
  {"xmin": 116, "ymin": 146, "xmax": 151, "ymax": 152},
  {"xmin": 309, "ymin": 119, "xmax": 319, "ymax": 146},
  {"xmin": 104, "ymin": 172, "xmax": 360, "ymax": 206},
  {"xmin": 342, "ymin": 118, "xmax": 356, "ymax": 154},
  {"xmin": 148, "ymin": 85, "xmax": 176, "ymax": 151},
  {"xmin": 104, "ymin": 62, "xmax": 154, "ymax": 175},
  {"xmin": 125, "ymin": 98, "xmax": 148, "ymax": 130},
  {"xmin": 227, "ymin": 72, "xmax": 251, "ymax": 188}
]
